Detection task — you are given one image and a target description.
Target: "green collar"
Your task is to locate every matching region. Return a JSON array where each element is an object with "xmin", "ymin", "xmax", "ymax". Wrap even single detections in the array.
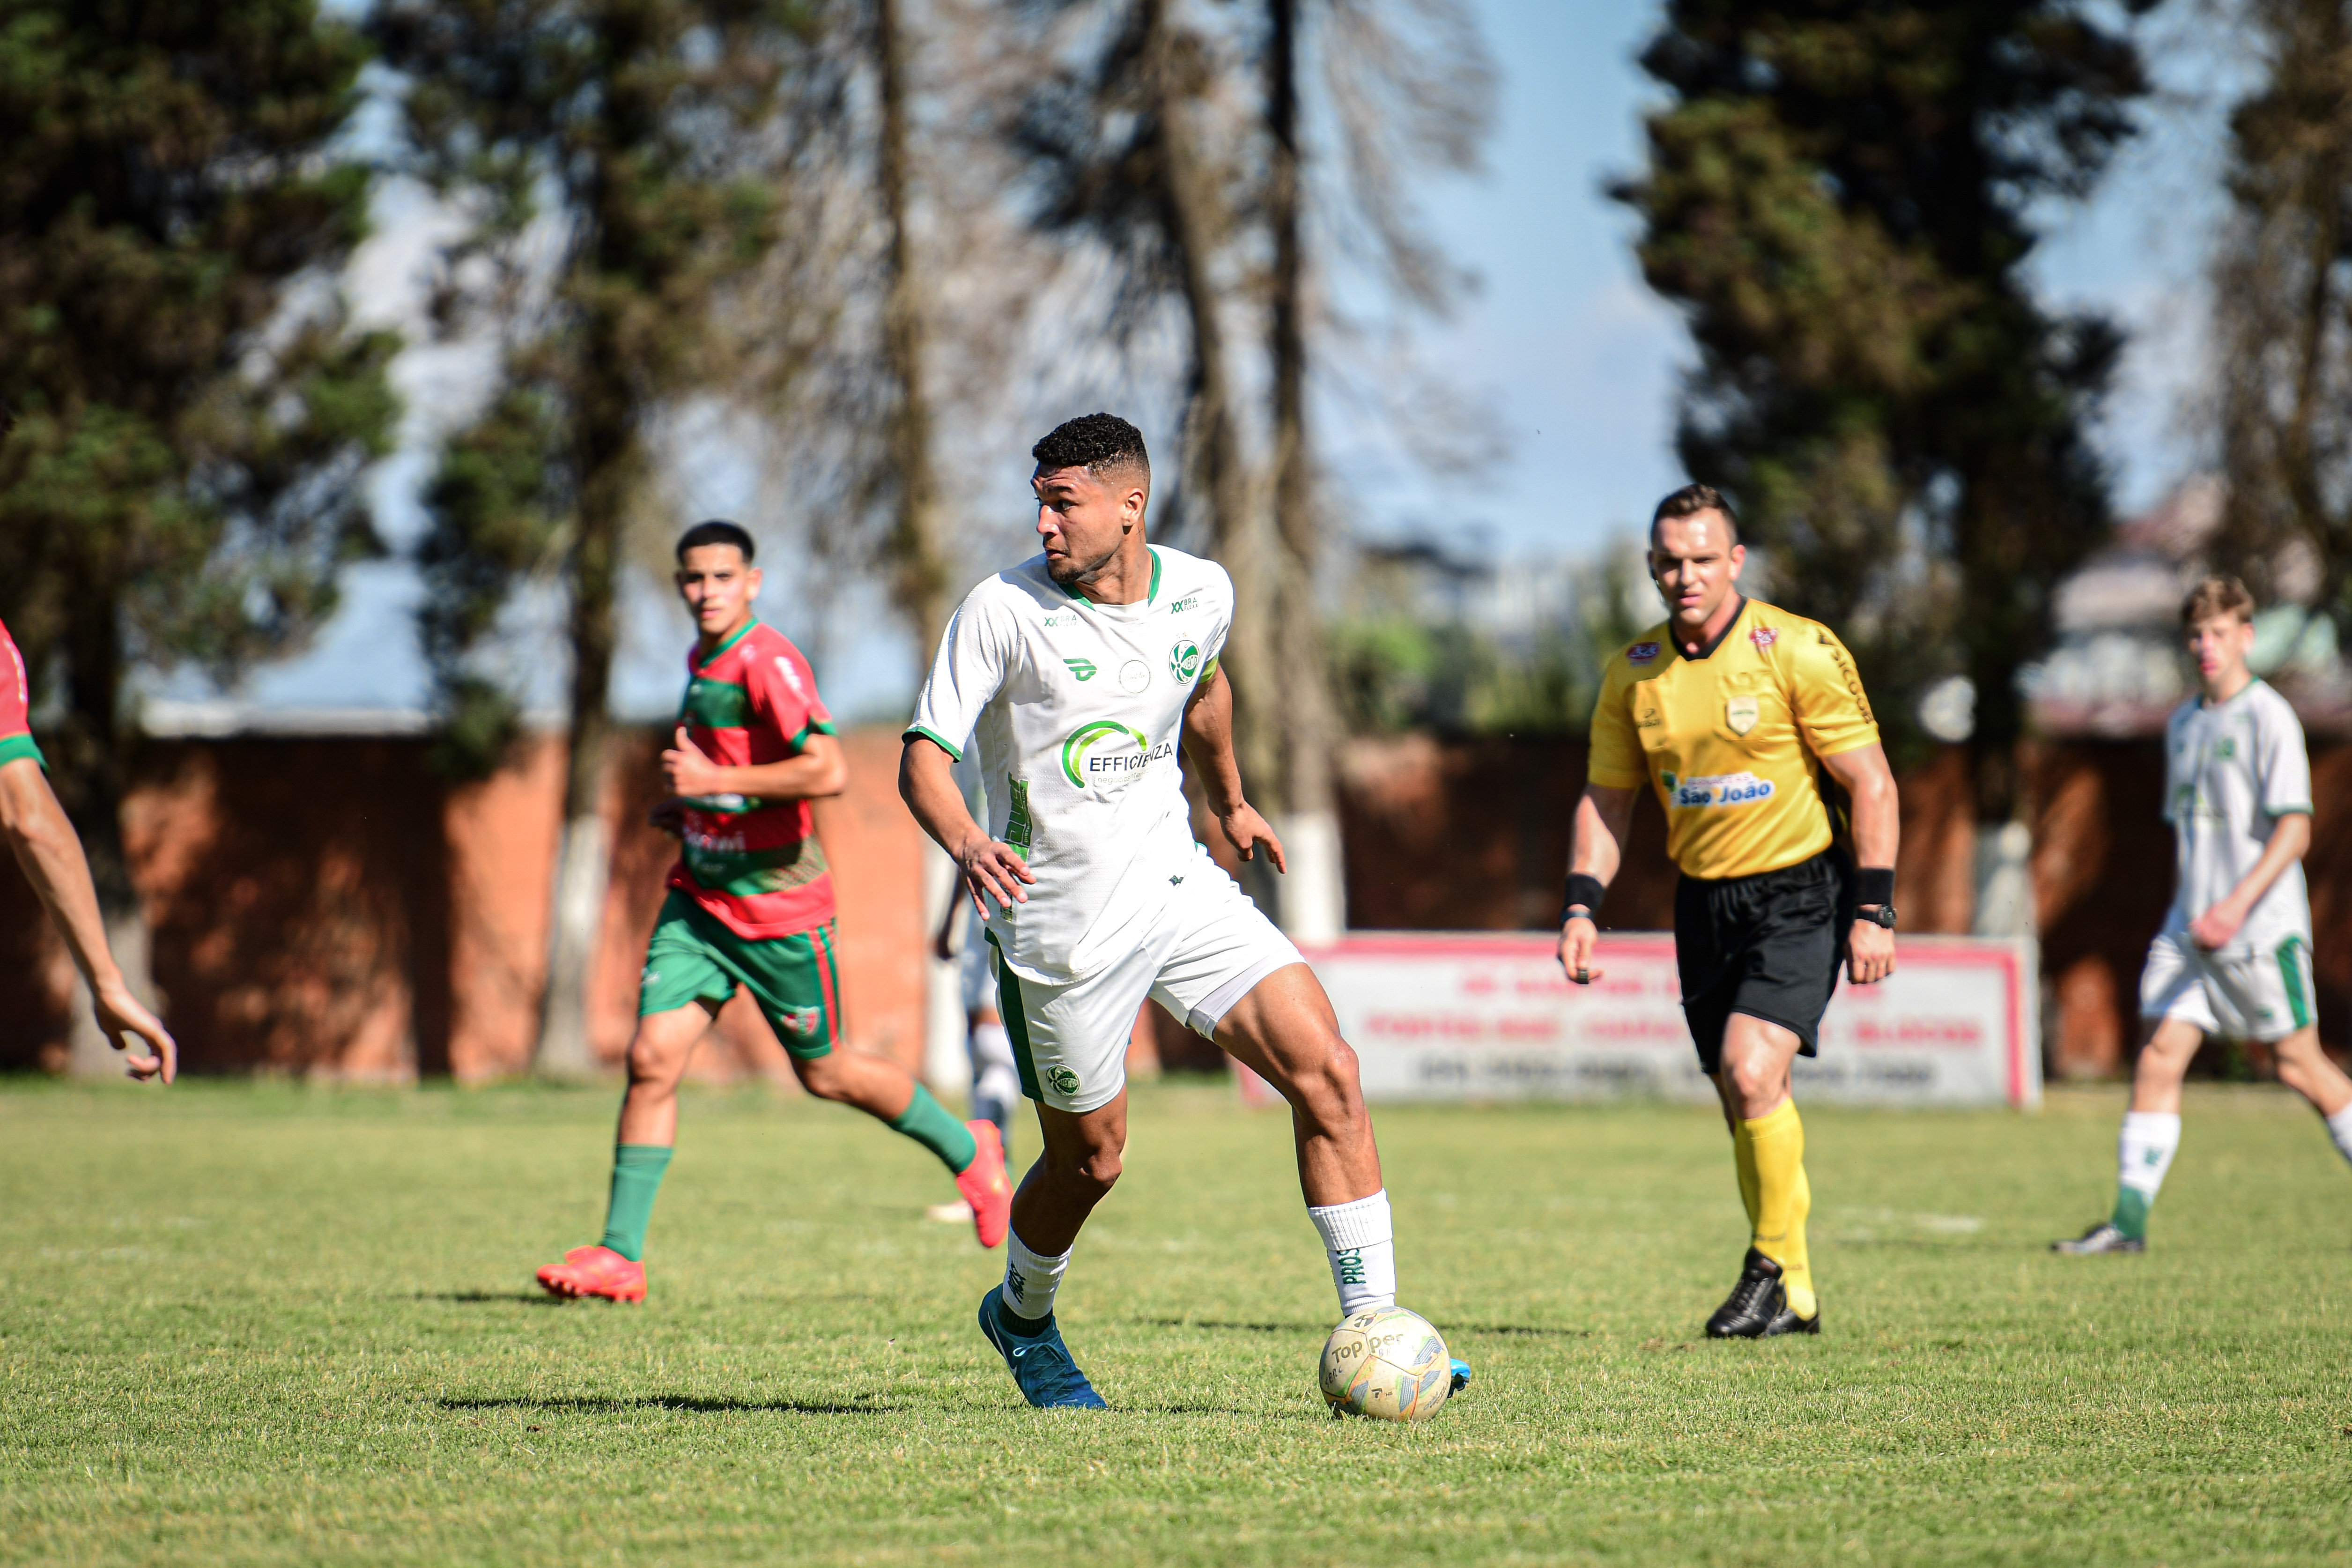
[{"xmin": 695, "ymin": 617, "xmax": 759, "ymax": 670}]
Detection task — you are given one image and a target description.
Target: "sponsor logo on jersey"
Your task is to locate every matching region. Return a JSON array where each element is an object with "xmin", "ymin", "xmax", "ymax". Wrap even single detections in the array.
[
  {"xmin": 1118, "ymin": 659, "xmax": 1151, "ymax": 693},
  {"xmin": 2215, "ymin": 738, "xmax": 2236, "ymax": 758},
  {"xmin": 1064, "ymin": 658, "xmax": 1097, "ymax": 681},
  {"xmin": 1166, "ymin": 594, "xmax": 1200, "ymax": 614},
  {"xmin": 1628, "ymin": 642, "xmax": 1660, "ymax": 665},
  {"xmin": 773, "ymin": 654, "xmax": 807, "ymax": 697},
  {"xmin": 1725, "ymin": 695, "xmax": 1760, "ymax": 736},
  {"xmin": 1060, "ymin": 720, "xmax": 1174, "ymax": 788},
  {"xmin": 1169, "ymin": 638, "xmax": 1202, "ymax": 682},
  {"xmin": 1749, "ymin": 627, "xmax": 1778, "ymax": 651},
  {"xmin": 1669, "ymin": 771, "xmax": 1775, "ymax": 809},
  {"xmin": 1636, "ymin": 705, "xmax": 1661, "ymax": 728}
]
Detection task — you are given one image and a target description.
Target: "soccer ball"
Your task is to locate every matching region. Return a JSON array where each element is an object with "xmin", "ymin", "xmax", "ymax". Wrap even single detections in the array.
[{"xmin": 1318, "ymin": 1305, "xmax": 1452, "ymax": 1421}]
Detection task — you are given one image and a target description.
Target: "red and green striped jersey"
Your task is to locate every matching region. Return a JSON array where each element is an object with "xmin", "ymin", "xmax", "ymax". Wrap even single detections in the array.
[
  {"xmin": 667, "ymin": 620, "xmax": 839, "ymax": 939},
  {"xmin": 0, "ymin": 618, "xmax": 42, "ymax": 770}
]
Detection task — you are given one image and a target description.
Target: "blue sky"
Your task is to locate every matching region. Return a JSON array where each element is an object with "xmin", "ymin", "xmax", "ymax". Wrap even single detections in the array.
[{"xmin": 167, "ymin": 0, "xmax": 2236, "ymax": 725}]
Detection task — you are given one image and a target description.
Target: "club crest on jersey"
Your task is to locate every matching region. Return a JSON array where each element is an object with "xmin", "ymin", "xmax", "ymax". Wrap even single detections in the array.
[
  {"xmin": 777, "ymin": 1007, "xmax": 821, "ymax": 1037},
  {"xmin": 1749, "ymin": 627, "xmax": 1778, "ymax": 651},
  {"xmin": 1628, "ymin": 642, "xmax": 1660, "ymax": 665},
  {"xmin": 1169, "ymin": 638, "xmax": 1201, "ymax": 682},
  {"xmin": 1725, "ymin": 695, "xmax": 1760, "ymax": 736},
  {"xmin": 1045, "ymin": 1066, "xmax": 1082, "ymax": 1096}
]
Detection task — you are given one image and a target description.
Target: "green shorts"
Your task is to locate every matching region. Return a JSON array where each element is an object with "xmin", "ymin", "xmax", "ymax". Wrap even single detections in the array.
[{"xmin": 638, "ymin": 891, "xmax": 843, "ymax": 1060}]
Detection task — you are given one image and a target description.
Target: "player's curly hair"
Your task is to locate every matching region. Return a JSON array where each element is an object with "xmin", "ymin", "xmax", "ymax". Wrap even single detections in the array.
[
  {"xmin": 2182, "ymin": 575, "xmax": 2256, "ymax": 627},
  {"xmin": 1651, "ymin": 482, "xmax": 1739, "ymax": 545},
  {"xmin": 1031, "ymin": 413, "xmax": 1149, "ymax": 478}
]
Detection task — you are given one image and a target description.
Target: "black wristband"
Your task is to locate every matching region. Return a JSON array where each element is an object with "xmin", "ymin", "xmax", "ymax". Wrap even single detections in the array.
[
  {"xmin": 1561, "ymin": 873, "xmax": 1606, "ymax": 925},
  {"xmin": 1855, "ymin": 867, "xmax": 1895, "ymax": 907}
]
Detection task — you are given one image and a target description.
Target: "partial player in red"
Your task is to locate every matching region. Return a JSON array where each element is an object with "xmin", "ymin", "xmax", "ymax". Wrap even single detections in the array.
[
  {"xmin": 537, "ymin": 520, "xmax": 1009, "ymax": 1304},
  {"xmin": 0, "ymin": 617, "xmax": 176, "ymax": 1083}
]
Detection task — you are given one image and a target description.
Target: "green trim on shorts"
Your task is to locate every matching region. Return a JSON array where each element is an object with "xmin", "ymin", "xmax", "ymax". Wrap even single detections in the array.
[
  {"xmin": 987, "ymin": 931, "xmax": 1044, "ymax": 1102},
  {"xmin": 2277, "ymin": 935, "xmax": 2313, "ymax": 1031},
  {"xmin": 0, "ymin": 734, "xmax": 44, "ymax": 769},
  {"xmin": 637, "ymin": 891, "xmax": 840, "ymax": 1059}
]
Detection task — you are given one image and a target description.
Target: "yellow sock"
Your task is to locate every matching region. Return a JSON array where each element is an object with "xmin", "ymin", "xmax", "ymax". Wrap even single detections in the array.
[
  {"xmin": 1744, "ymin": 1099, "xmax": 1815, "ymax": 1319},
  {"xmin": 1732, "ymin": 1120, "xmax": 1761, "ymax": 1229}
]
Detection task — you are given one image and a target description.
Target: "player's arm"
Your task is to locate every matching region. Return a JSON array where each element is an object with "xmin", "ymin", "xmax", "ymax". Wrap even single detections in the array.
[
  {"xmin": 1179, "ymin": 664, "xmax": 1285, "ymax": 871},
  {"xmin": 899, "ymin": 734, "xmax": 1034, "ymax": 916},
  {"xmin": 1818, "ymin": 741, "xmax": 1900, "ymax": 984},
  {"xmin": 1557, "ymin": 785, "xmax": 1637, "ymax": 985},
  {"xmin": 0, "ymin": 758, "xmax": 176, "ymax": 1082},
  {"xmin": 661, "ymin": 727, "xmax": 848, "ymax": 801},
  {"xmin": 2189, "ymin": 810, "xmax": 2309, "ymax": 951}
]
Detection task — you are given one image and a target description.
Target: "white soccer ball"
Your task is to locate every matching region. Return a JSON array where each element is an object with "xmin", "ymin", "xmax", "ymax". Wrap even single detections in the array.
[{"xmin": 1318, "ymin": 1305, "xmax": 1453, "ymax": 1421}]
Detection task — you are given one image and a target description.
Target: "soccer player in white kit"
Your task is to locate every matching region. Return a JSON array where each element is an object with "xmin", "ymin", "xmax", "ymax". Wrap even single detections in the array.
[
  {"xmin": 900, "ymin": 413, "xmax": 1464, "ymax": 1407},
  {"xmin": 2056, "ymin": 576, "xmax": 2352, "ymax": 1254}
]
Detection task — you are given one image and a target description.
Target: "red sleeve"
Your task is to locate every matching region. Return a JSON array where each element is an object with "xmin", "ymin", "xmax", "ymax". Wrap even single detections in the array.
[
  {"xmin": 0, "ymin": 619, "xmax": 43, "ymax": 769},
  {"xmin": 747, "ymin": 634, "xmax": 836, "ymax": 750}
]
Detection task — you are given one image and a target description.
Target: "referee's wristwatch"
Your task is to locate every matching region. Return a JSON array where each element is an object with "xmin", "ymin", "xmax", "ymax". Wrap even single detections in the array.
[{"xmin": 1857, "ymin": 904, "xmax": 1898, "ymax": 929}]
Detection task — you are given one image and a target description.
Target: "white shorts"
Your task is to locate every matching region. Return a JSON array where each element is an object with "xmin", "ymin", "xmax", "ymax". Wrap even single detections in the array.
[
  {"xmin": 2138, "ymin": 921, "xmax": 2316, "ymax": 1044},
  {"xmin": 988, "ymin": 866, "xmax": 1303, "ymax": 1113}
]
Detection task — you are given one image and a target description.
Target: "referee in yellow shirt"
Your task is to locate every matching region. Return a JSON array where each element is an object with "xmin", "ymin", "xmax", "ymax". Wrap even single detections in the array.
[{"xmin": 1560, "ymin": 484, "xmax": 1900, "ymax": 1338}]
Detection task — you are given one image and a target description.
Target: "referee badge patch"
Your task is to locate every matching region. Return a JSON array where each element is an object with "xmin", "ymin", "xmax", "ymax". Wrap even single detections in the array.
[
  {"xmin": 1628, "ymin": 642, "xmax": 1660, "ymax": 665},
  {"xmin": 1725, "ymin": 694, "xmax": 1760, "ymax": 736}
]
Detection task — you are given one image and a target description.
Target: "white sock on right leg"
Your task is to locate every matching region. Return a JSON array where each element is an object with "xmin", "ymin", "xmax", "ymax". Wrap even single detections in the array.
[
  {"xmin": 1002, "ymin": 1229, "xmax": 1069, "ymax": 1323},
  {"xmin": 2326, "ymin": 1102, "xmax": 2352, "ymax": 1168},
  {"xmin": 1308, "ymin": 1189, "xmax": 1398, "ymax": 1317}
]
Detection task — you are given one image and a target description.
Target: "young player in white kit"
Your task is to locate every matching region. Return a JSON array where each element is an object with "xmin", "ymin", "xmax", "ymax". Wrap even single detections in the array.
[
  {"xmin": 900, "ymin": 414, "xmax": 1466, "ymax": 1407},
  {"xmin": 2056, "ymin": 576, "xmax": 2352, "ymax": 1254}
]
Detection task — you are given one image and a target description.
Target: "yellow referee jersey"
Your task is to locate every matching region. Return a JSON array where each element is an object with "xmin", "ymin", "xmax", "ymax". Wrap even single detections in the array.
[{"xmin": 1588, "ymin": 597, "xmax": 1880, "ymax": 880}]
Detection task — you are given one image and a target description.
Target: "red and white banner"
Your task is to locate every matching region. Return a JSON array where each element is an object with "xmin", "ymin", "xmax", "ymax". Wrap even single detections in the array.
[{"xmin": 1280, "ymin": 932, "xmax": 2040, "ymax": 1109}]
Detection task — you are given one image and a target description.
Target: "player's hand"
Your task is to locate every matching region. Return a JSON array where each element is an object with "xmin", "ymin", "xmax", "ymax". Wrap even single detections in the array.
[
  {"xmin": 2189, "ymin": 899, "xmax": 2245, "ymax": 951},
  {"xmin": 91, "ymin": 975, "xmax": 176, "ymax": 1084},
  {"xmin": 662, "ymin": 727, "xmax": 729, "ymax": 798},
  {"xmin": 1218, "ymin": 803, "xmax": 1286, "ymax": 872},
  {"xmin": 646, "ymin": 796, "xmax": 688, "ymax": 838},
  {"xmin": 1848, "ymin": 919, "xmax": 1896, "ymax": 984},
  {"xmin": 1557, "ymin": 917, "xmax": 1602, "ymax": 984},
  {"xmin": 958, "ymin": 835, "xmax": 1035, "ymax": 917}
]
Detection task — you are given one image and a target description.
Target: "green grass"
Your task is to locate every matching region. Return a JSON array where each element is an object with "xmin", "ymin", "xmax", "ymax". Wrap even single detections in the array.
[{"xmin": 3, "ymin": 1080, "xmax": 2350, "ymax": 1566}]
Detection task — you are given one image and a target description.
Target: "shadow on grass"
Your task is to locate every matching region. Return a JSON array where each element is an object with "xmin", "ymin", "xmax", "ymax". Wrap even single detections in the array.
[
  {"xmin": 438, "ymin": 1394, "xmax": 890, "ymax": 1416},
  {"xmin": 417, "ymin": 1291, "xmax": 566, "ymax": 1306},
  {"xmin": 1452, "ymin": 1323, "xmax": 1594, "ymax": 1339},
  {"xmin": 1146, "ymin": 1318, "xmax": 1319, "ymax": 1335}
]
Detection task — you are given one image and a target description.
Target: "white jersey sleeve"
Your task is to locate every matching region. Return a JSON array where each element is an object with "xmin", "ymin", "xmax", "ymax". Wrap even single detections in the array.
[
  {"xmin": 2252, "ymin": 688, "xmax": 2314, "ymax": 819},
  {"xmin": 908, "ymin": 589, "xmax": 1016, "ymax": 762}
]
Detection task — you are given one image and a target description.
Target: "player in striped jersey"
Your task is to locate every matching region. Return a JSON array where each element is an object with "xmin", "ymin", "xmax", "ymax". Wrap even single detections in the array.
[{"xmin": 536, "ymin": 522, "xmax": 1011, "ymax": 1303}]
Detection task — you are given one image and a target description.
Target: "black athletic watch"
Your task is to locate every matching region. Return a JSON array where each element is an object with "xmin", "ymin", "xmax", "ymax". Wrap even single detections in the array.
[{"xmin": 1858, "ymin": 904, "xmax": 1898, "ymax": 929}]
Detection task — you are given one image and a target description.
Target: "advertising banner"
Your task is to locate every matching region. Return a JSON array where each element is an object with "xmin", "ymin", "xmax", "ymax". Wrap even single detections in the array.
[{"xmin": 1291, "ymin": 932, "xmax": 2040, "ymax": 1109}]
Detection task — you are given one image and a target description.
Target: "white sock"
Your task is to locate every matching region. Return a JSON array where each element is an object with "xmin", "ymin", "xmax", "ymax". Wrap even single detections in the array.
[
  {"xmin": 1001, "ymin": 1228, "xmax": 1069, "ymax": 1323},
  {"xmin": 2116, "ymin": 1110, "xmax": 2182, "ymax": 1214},
  {"xmin": 1308, "ymin": 1189, "xmax": 1397, "ymax": 1317},
  {"xmin": 2326, "ymin": 1102, "xmax": 2352, "ymax": 1168}
]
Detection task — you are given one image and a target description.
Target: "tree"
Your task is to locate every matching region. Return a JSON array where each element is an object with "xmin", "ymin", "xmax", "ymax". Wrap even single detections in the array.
[
  {"xmin": 2210, "ymin": 0, "xmax": 2352, "ymax": 629},
  {"xmin": 374, "ymin": 0, "xmax": 810, "ymax": 1075},
  {"xmin": 1615, "ymin": 0, "xmax": 2152, "ymax": 821},
  {"xmin": 0, "ymin": 0, "xmax": 398, "ymax": 1071}
]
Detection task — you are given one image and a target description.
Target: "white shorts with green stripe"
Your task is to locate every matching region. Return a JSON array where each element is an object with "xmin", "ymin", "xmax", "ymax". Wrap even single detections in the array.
[
  {"xmin": 987, "ymin": 862, "xmax": 1303, "ymax": 1114},
  {"xmin": 2138, "ymin": 917, "xmax": 2316, "ymax": 1044}
]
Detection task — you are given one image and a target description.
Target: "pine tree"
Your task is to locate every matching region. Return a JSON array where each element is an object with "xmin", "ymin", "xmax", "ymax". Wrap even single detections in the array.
[
  {"xmin": 374, "ymin": 0, "xmax": 811, "ymax": 1075},
  {"xmin": 1615, "ymin": 0, "xmax": 2152, "ymax": 821},
  {"xmin": 0, "ymin": 0, "xmax": 398, "ymax": 1071}
]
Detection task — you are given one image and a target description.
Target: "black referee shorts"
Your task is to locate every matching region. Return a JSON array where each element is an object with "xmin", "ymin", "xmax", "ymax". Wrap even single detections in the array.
[{"xmin": 1674, "ymin": 850, "xmax": 1852, "ymax": 1075}]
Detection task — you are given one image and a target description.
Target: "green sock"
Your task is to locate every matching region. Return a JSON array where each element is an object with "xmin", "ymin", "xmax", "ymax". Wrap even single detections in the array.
[
  {"xmin": 2109, "ymin": 1186, "xmax": 2151, "ymax": 1242},
  {"xmin": 599, "ymin": 1144, "xmax": 673, "ymax": 1263},
  {"xmin": 891, "ymin": 1084, "xmax": 979, "ymax": 1175}
]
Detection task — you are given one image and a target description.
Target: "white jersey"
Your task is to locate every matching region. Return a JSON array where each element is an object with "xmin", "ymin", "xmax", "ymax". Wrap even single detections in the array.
[
  {"xmin": 2162, "ymin": 678, "xmax": 2313, "ymax": 949},
  {"xmin": 908, "ymin": 546, "xmax": 1232, "ymax": 983}
]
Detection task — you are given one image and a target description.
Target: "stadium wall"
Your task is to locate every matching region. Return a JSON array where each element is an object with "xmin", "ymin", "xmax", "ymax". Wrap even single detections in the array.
[{"xmin": 0, "ymin": 727, "xmax": 929, "ymax": 1080}]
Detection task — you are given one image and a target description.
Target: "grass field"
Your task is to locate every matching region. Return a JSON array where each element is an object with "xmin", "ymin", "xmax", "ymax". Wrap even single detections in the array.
[{"xmin": 4, "ymin": 1079, "xmax": 2350, "ymax": 1567}]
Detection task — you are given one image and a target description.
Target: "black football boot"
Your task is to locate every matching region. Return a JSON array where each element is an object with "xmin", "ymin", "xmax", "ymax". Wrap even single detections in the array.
[{"xmin": 1705, "ymin": 1248, "xmax": 1789, "ymax": 1339}]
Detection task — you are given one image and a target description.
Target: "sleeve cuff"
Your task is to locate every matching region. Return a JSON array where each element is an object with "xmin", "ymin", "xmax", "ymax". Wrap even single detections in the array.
[
  {"xmin": 788, "ymin": 719, "xmax": 840, "ymax": 748},
  {"xmin": 1811, "ymin": 732, "xmax": 1882, "ymax": 759},
  {"xmin": 0, "ymin": 734, "xmax": 44, "ymax": 769},
  {"xmin": 903, "ymin": 725, "xmax": 963, "ymax": 761},
  {"xmin": 2268, "ymin": 804, "xmax": 2314, "ymax": 816}
]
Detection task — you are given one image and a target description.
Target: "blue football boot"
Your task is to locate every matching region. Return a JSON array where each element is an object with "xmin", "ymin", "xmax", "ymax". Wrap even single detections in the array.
[
  {"xmin": 1450, "ymin": 1358, "xmax": 1471, "ymax": 1394},
  {"xmin": 978, "ymin": 1286, "xmax": 1107, "ymax": 1409}
]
